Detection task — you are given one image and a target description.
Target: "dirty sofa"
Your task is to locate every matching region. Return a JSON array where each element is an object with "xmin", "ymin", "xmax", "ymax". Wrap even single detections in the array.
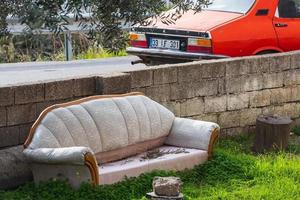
[{"xmin": 23, "ymin": 92, "xmax": 220, "ymax": 188}]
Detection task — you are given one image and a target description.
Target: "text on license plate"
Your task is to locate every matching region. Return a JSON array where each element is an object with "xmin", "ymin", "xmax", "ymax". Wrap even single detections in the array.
[{"xmin": 150, "ymin": 38, "xmax": 180, "ymax": 50}]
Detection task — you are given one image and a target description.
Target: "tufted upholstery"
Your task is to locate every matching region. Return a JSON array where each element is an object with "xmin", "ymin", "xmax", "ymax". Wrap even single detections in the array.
[{"xmin": 24, "ymin": 92, "xmax": 219, "ymax": 188}]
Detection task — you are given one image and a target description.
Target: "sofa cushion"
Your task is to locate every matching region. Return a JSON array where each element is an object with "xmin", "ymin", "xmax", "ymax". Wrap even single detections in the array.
[
  {"xmin": 28, "ymin": 95, "xmax": 175, "ymax": 154},
  {"xmin": 95, "ymin": 136, "xmax": 167, "ymax": 164},
  {"xmin": 99, "ymin": 146, "xmax": 208, "ymax": 185}
]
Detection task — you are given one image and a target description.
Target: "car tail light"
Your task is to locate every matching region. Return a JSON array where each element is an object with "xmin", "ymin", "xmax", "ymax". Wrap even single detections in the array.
[
  {"xmin": 129, "ymin": 33, "xmax": 147, "ymax": 48},
  {"xmin": 187, "ymin": 38, "xmax": 212, "ymax": 54}
]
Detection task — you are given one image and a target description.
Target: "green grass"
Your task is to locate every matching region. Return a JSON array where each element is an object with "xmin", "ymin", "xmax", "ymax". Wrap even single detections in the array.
[
  {"xmin": 1, "ymin": 135, "xmax": 299, "ymax": 200},
  {"xmin": 76, "ymin": 48, "xmax": 128, "ymax": 60}
]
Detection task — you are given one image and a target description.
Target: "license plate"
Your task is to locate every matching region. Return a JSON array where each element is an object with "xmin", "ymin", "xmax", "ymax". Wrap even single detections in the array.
[{"xmin": 150, "ymin": 38, "xmax": 180, "ymax": 50}]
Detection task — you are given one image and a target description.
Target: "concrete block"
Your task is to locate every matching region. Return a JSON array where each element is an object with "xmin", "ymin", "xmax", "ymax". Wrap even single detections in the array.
[
  {"xmin": 19, "ymin": 124, "xmax": 32, "ymax": 144},
  {"xmin": 45, "ymin": 79, "xmax": 74, "ymax": 100},
  {"xmin": 200, "ymin": 60, "xmax": 226, "ymax": 78},
  {"xmin": 73, "ymin": 77, "xmax": 96, "ymax": 97},
  {"xmin": 270, "ymin": 87, "xmax": 292, "ymax": 104},
  {"xmin": 177, "ymin": 64, "xmax": 202, "ymax": 83},
  {"xmin": 263, "ymin": 73, "xmax": 284, "ymax": 89},
  {"xmin": 0, "ymin": 145, "xmax": 32, "ymax": 190},
  {"xmin": 0, "ymin": 126, "xmax": 20, "ymax": 148},
  {"xmin": 249, "ymin": 90, "xmax": 271, "ymax": 108},
  {"xmin": 160, "ymin": 101, "xmax": 181, "ymax": 116},
  {"xmin": 153, "ymin": 67, "xmax": 177, "ymax": 85},
  {"xmin": 269, "ymin": 54, "xmax": 291, "ymax": 72},
  {"xmin": 219, "ymin": 111, "xmax": 241, "ymax": 128},
  {"xmin": 130, "ymin": 69, "xmax": 153, "ymax": 88},
  {"xmin": 242, "ymin": 74, "xmax": 264, "ymax": 92},
  {"xmin": 291, "ymin": 85, "xmax": 300, "ymax": 102},
  {"xmin": 180, "ymin": 97, "xmax": 205, "ymax": 117},
  {"xmin": 145, "ymin": 84, "xmax": 171, "ymax": 102},
  {"xmin": 225, "ymin": 59, "xmax": 250, "ymax": 77},
  {"xmin": 282, "ymin": 103, "xmax": 300, "ymax": 118},
  {"xmin": 97, "ymin": 73, "xmax": 131, "ymax": 94},
  {"xmin": 7, "ymin": 104, "xmax": 37, "ymax": 126},
  {"xmin": 170, "ymin": 79, "xmax": 218, "ymax": 100},
  {"xmin": 204, "ymin": 96, "xmax": 227, "ymax": 113},
  {"xmin": 15, "ymin": 84, "xmax": 44, "ymax": 104},
  {"xmin": 194, "ymin": 79, "xmax": 219, "ymax": 97},
  {"xmin": 240, "ymin": 108, "xmax": 262, "ymax": 126},
  {"xmin": 0, "ymin": 107, "xmax": 6, "ymax": 127},
  {"xmin": 290, "ymin": 52, "xmax": 300, "ymax": 69},
  {"xmin": 284, "ymin": 69, "xmax": 300, "ymax": 86},
  {"xmin": 191, "ymin": 114, "xmax": 218, "ymax": 124},
  {"xmin": 218, "ymin": 78, "xmax": 226, "ymax": 95},
  {"xmin": 251, "ymin": 56, "xmax": 269, "ymax": 74},
  {"xmin": 226, "ymin": 76, "xmax": 242, "ymax": 94},
  {"xmin": 227, "ymin": 93, "xmax": 249, "ymax": 111},
  {"xmin": 0, "ymin": 87, "xmax": 14, "ymax": 106}
]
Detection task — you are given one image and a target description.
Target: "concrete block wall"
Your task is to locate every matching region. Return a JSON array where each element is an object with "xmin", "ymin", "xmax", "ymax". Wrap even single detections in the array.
[
  {"xmin": 130, "ymin": 51, "xmax": 300, "ymax": 137},
  {"xmin": 1, "ymin": 51, "xmax": 300, "ymax": 149}
]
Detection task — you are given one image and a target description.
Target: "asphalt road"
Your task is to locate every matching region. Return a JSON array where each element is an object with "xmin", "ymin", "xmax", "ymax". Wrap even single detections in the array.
[{"xmin": 0, "ymin": 56, "xmax": 147, "ymax": 87}]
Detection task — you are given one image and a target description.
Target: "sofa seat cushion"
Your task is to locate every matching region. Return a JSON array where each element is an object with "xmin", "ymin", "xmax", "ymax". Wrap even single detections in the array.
[
  {"xmin": 98, "ymin": 146, "xmax": 208, "ymax": 185},
  {"xmin": 95, "ymin": 136, "xmax": 167, "ymax": 164}
]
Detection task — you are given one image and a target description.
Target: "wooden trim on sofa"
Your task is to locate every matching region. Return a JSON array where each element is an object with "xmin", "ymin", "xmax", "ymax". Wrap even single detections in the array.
[
  {"xmin": 84, "ymin": 152, "xmax": 100, "ymax": 185},
  {"xmin": 24, "ymin": 92, "xmax": 144, "ymax": 148},
  {"xmin": 207, "ymin": 128, "xmax": 219, "ymax": 160}
]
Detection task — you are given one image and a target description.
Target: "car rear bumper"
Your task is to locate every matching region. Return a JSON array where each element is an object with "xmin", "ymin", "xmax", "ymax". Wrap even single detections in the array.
[{"xmin": 126, "ymin": 47, "xmax": 229, "ymax": 60}]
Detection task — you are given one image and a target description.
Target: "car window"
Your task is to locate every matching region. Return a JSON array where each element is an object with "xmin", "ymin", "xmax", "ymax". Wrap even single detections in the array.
[
  {"xmin": 204, "ymin": 0, "xmax": 256, "ymax": 14},
  {"xmin": 278, "ymin": 0, "xmax": 300, "ymax": 18}
]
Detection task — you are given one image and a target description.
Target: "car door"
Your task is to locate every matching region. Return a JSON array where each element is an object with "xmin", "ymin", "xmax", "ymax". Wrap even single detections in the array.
[{"xmin": 273, "ymin": 0, "xmax": 300, "ymax": 51}]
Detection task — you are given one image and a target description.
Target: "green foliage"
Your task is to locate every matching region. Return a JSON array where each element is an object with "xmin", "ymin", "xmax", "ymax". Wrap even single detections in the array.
[
  {"xmin": 1, "ymin": 135, "xmax": 299, "ymax": 200},
  {"xmin": 292, "ymin": 125, "xmax": 300, "ymax": 136},
  {"xmin": 0, "ymin": 0, "xmax": 211, "ymax": 51}
]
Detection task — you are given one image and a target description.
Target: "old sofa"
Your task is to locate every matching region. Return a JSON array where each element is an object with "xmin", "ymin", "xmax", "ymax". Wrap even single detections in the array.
[{"xmin": 23, "ymin": 92, "xmax": 220, "ymax": 188}]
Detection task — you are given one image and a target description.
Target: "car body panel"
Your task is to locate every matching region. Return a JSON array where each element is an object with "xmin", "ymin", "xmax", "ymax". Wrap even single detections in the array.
[
  {"xmin": 149, "ymin": 10, "xmax": 243, "ymax": 32},
  {"xmin": 128, "ymin": 0, "xmax": 300, "ymax": 62}
]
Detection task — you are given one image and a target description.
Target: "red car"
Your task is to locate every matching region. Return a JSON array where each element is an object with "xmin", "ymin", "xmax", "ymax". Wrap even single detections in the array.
[{"xmin": 127, "ymin": 0, "xmax": 300, "ymax": 64}]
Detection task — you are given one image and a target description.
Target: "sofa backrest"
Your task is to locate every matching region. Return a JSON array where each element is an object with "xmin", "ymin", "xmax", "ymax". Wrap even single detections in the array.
[{"xmin": 25, "ymin": 93, "xmax": 175, "ymax": 157}]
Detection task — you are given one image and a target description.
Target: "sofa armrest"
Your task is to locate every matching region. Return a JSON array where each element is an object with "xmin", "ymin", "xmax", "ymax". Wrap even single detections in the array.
[
  {"xmin": 165, "ymin": 117, "xmax": 220, "ymax": 159},
  {"xmin": 24, "ymin": 147, "xmax": 99, "ymax": 186}
]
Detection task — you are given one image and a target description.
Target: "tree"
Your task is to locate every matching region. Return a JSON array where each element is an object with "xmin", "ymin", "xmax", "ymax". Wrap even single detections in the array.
[{"xmin": 0, "ymin": 0, "xmax": 211, "ymax": 51}]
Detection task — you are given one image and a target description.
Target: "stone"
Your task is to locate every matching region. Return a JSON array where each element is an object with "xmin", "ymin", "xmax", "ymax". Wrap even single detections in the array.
[
  {"xmin": 225, "ymin": 59, "xmax": 251, "ymax": 77},
  {"xmin": 191, "ymin": 114, "xmax": 218, "ymax": 124},
  {"xmin": 0, "ymin": 87, "xmax": 14, "ymax": 106},
  {"xmin": 146, "ymin": 84, "xmax": 171, "ymax": 102},
  {"xmin": 0, "ymin": 107, "xmax": 6, "ymax": 127},
  {"xmin": 269, "ymin": 54, "xmax": 291, "ymax": 72},
  {"xmin": 7, "ymin": 104, "xmax": 37, "ymax": 126},
  {"xmin": 291, "ymin": 86, "xmax": 300, "ymax": 102},
  {"xmin": 249, "ymin": 90, "xmax": 271, "ymax": 108},
  {"xmin": 19, "ymin": 124, "xmax": 32, "ymax": 144},
  {"xmin": 219, "ymin": 111, "xmax": 241, "ymax": 128},
  {"xmin": 204, "ymin": 96, "xmax": 227, "ymax": 113},
  {"xmin": 263, "ymin": 73, "xmax": 284, "ymax": 89},
  {"xmin": 130, "ymin": 69, "xmax": 153, "ymax": 88},
  {"xmin": 240, "ymin": 108, "xmax": 262, "ymax": 126},
  {"xmin": 15, "ymin": 84, "xmax": 44, "ymax": 104},
  {"xmin": 97, "ymin": 73, "xmax": 131, "ymax": 94},
  {"xmin": 73, "ymin": 77, "xmax": 96, "ymax": 97},
  {"xmin": 153, "ymin": 67, "xmax": 177, "ymax": 85},
  {"xmin": 0, "ymin": 145, "xmax": 33, "ymax": 190},
  {"xmin": 227, "ymin": 93, "xmax": 249, "ymax": 111},
  {"xmin": 290, "ymin": 52, "xmax": 300, "ymax": 69},
  {"xmin": 153, "ymin": 177, "xmax": 182, "ymax": 197},
  {"xmin": 284, "ymin": 69, "xmax": 300, "ymax": 86},
  {"xmin": 0, "ymin": 126, "xmax": 20, "ymax": 148},
  {"xmin": 225, "ymin": 76, "xmax": 242, "ymax": 94},
  {"xmin": 45, "ymin": 79, "xmax": 74, "ymax": 100},
  {"xmin": 270, "ymin": 88, "xmax": 292, "ymax": 104},
  {"xmin": 242, "ymin": 74, "xmax": 263, "ymax": 92},
  {"xmin": 180, "ymin": 97, "xmax": 204, "ymax": 117}
]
